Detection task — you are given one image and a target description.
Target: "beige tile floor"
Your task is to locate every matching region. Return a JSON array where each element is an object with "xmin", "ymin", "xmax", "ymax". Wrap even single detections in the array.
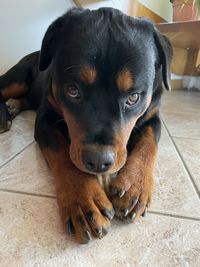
[{"xmin": 0, "ymin": 90, "xmax": 200, "ymax": 267}]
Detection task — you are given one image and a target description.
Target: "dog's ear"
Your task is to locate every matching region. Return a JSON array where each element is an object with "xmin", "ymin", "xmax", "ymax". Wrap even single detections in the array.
[
  {"xmin": 39, "ymin": 17, "xmax": 64, "ymax": 71},
  {"xmin": 154, "ymin": 29, "xmax": 173, "ymax": 90},
  {"xmin": 39, "ymin": 8, "xmax": 85, "ymax": 71}
]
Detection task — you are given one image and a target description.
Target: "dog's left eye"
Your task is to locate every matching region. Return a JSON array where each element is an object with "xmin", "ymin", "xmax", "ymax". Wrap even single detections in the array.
[
  {"xmin": 66, "ymin": 85, "xmax": 80, "ymax": 98},
  {"xmin": 126, "ymin": 93, "xmax": 139, "ymax": 106}
]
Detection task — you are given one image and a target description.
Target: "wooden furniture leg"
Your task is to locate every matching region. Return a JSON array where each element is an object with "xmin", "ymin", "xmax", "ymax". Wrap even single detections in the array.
[{"xmin": 184, "ymin": 48, "xmax": 199, "ymax": 75}]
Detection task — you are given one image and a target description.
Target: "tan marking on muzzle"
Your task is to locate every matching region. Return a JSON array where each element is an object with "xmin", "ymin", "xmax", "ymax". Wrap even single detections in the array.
[
  {"xmin": 144, "ymin": 106, "xmax": 159, "ymax": 122},
  {"xmin": 111, "ymin": 118, "xmax": 137, "ymax": 173},
  {"xmin": 110, "ymin": 94, "xmax": 153, "ymax": 174},
  {"xmin": 47, "ymin": 82, "xmax": 63, "ymax": 116},
  {"xmin": 62, "ymin": 109, "xmax": 87, "ymax": 172},
  {"xmin": 50, "ymin": 82, "xmax": 85, "ymax": 171}
]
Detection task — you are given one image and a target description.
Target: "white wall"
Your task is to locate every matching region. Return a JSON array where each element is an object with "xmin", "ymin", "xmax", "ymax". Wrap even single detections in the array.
[
  {"xmin": 75, "ymin": 0, "xmax": 131, "ymax": 14},
  {"xmin": 0, "ymin": 0, "xmax": 75, "ymax": 74},
  {"xmin": 140, "ymin": 0, "xmax": 172, "ymax": 22},
  {"xmin": 76, "ymin": 0, "xmax": 173, "ymax": 22}
]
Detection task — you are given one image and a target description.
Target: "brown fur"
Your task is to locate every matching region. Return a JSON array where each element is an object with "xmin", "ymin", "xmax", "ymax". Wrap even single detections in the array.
[
  {"xmin": 144, "ymin": 107, "xmax": 159, "ymax": 121},
  {"xmin": 112, "ymin": 118, "xmax": 137, "ymax": 173},
  {"xmin": 116, "ymin": 68, "xmax": 133, "ymax": 92},
  {"xmin": 41, "ymin": 131, "xmax": 112, "ymax": 243},
  {"xmin": 110, "ymin": 126, "xmax": 157, "ymax": 219},
  {"xmin": 80, "ymin": 65, "xmax": 97, "ymax": 84},
  {"xmin": 47, "ymin": 95, "xmax": 63, "ymax": 117},
  {"xmin": 1, "ymin": 83, "xmax": 28, "ymax": 100},
  {"xmin": 48, "ymin": 82, "xmax": 64, "ymax": 116},
  {"xmin": 62, "ymin": 108, "xmax": 87, "ymax": 172}
]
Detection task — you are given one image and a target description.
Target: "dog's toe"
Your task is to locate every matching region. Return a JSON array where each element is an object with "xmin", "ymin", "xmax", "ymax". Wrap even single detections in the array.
[
  {"xmin": 0, "ymin": 96, "xmax": 12, "ymax": 133},
  {"xmin": 6, "ymin": 99, "xmax": 21, "ymax": 119}
]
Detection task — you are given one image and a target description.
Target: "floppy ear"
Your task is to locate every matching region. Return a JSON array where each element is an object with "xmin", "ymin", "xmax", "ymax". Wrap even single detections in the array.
[
  {"xmin": 39, "ymin": 17, "xmax": 64, "ymax": 71},
  {"xmin": 154, "ymin": 30, "xmax": 173, "ymax": 90},
  {"xmin": 39, "ymin": 8, "xmax": 85, "ymax": 71}
]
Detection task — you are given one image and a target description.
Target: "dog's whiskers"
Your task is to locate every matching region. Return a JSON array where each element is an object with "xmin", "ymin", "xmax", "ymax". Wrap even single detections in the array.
[
  {"xmin": 64, "ymin": 65, "xmax": 79, "ymax": 73},
  {"xmin": 52, "ymin": 118, "xmax": 65, "ymax": 127}
]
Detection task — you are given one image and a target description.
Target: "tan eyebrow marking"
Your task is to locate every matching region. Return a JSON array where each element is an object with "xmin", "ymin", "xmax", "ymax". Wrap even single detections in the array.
[
  {"xmin": 80, "ymin": 65, "xmax": 97, "ymax": 84},
  {"xmin": 116, "ymin": 68, "xmax": 133, "ymax": 92}
]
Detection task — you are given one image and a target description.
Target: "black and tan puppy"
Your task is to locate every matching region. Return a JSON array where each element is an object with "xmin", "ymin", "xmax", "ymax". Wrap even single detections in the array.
[{"xmin": 0, "ymin": 8, "xmax": 172, "ymax": 243}]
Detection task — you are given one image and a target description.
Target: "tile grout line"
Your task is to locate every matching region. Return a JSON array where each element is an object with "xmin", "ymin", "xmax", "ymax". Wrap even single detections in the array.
[
  {"xmin": 169, "ymin": 136, "xmax": 200, "ymax": 141},
  {"xmin": 1, "ymin": 114, "xmax": 199, "ymax": 223},
  {"xmin": 170, "ymin": 138, "xmax": 200, "ymax": 199},
  {"xmin": 0, "ymin": 188, "xmax": 56, "ymax": 199},
  {"xmin": 1, "ymin": 188, "xmax": 199, "ymax": 222},
  {"xmin": 162, "ymin": 119, "xmax": 200, "ymax": 199},
  {"xmin": 15, "ymin": 119, "xmax": 35, "ymax": 122},
  {"xmin": 148, "ymin": 210, "xmax": 200, "ymax": 222},
  {"xmin": 0, "ymin": 140, "xmax": 35, "ymax": 170}
]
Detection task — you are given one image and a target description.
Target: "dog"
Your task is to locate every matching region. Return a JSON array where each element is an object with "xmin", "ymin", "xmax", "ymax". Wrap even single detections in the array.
[{"xmin": 0, "ymin": 7, "xmax": 172, "ymax": 243}]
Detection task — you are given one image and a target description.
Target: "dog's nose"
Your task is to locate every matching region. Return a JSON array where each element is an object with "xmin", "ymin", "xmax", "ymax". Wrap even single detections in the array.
[{"xmin": 82, "ymin": 148, "xmax": 114, "ymax": 173}]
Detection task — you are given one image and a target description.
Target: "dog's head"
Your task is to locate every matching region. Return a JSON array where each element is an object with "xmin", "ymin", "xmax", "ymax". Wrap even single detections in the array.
[{"xmin": 39, "ymin": 8, "xmax": 172, "ymax": 175}]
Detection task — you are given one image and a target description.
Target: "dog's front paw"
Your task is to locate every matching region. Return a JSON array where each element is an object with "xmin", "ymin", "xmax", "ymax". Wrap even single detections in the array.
[
  {"xmin": 57, "ymin": 177, "xmax": 114, "ymax": 244},
  {"xmin": 109, "ymin": 168, "xmax": 153, "ymax": 222}
]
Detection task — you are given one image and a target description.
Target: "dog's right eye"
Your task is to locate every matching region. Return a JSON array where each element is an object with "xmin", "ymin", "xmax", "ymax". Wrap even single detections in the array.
[{"xmin": 66, "ymin": 85, "xmax": 80, "ymax": 99}]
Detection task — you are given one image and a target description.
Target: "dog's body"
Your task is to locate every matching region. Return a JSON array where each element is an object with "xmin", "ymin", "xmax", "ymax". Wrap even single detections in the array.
[{"xmin": 0, "ymin": 8, "xmax": 172, "ymax": 243}]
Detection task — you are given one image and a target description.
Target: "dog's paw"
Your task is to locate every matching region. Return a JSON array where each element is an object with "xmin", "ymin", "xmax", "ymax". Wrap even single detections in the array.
[
  {"xmin": 0, "ymin": 96, "xmax": 12, "ymax": 133},
  {"xmin": 6, "ymin": 99, "xmax": 21, "ymax": 119},
  {"xmin": 58, "ymin": 178, "xmax": 115, "ymax": 244},
  {"xmin": 109, "ymin": 169, "xmax": 153, "ymax": 222}
]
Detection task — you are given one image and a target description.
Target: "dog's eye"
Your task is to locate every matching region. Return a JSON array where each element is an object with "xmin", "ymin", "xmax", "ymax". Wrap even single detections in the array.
[
  {"xmin": 126, "ymin": 93, "xmax": 139, "ymax": 106},
  {"xmin": 66, "ymin": 85, "xmax": 80, "ymax": 98}
]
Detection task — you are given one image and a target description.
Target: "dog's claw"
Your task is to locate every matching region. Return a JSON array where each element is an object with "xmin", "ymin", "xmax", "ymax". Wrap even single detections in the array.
[
  {"xmin": 82, "ymin": 230, "xmax": 92, "ymax": 243},
  {"xmin": 66, "ymin": 218, "xmax": 75, "ymax": 235},
  {"xmin": 95, "ymin": 227, "xmax": 103, "ymax": 239},
  {"xmin": 122, "ymin": 208, "xmax": 129, "ymax": 217},
  {"xmin": 118, "ymin": 189, "xmax": 125, "ymax": 198},
  {"xmin": 130, "ymin": 212, "xmax": 136, "ymax": 221},
  {"xmin": 101, "ymin": 208, "xmax": 115, "ymax": 220},
  {"xmin": 142, "ymin": 207, "xmax": 148, "ymax": 217}
]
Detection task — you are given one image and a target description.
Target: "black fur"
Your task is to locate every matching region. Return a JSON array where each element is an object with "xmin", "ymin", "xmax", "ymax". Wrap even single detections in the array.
[{"xmin": 0, "ymin": 7, "xmax": 172, "ymax": 151}]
